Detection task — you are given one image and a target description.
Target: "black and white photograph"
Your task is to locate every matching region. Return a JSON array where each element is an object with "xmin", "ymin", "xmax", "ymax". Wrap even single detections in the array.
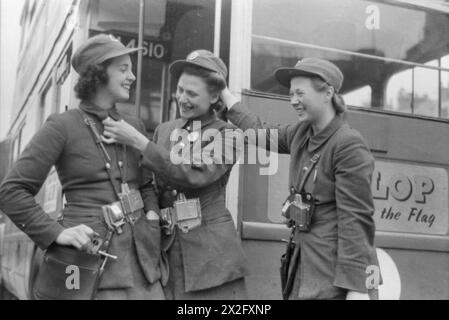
[{"xmin": 0, "ymin": 0, "xmax": 447, "ymax": 305}]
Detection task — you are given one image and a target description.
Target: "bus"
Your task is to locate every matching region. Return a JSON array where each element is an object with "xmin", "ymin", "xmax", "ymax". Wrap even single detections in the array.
[{"xmin": 1, "ymin": 0, "xmax": 449, "ymax": 299}]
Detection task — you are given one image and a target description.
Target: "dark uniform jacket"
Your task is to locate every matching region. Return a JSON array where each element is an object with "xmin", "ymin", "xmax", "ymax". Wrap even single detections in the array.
[
  {"xmin": 227, "ymin": 103, "xmax": 379, "ymax": 299},
  {"xmin": 140, "ymin": 110, "xmax": 249, "ymax": 292},
  {"xmin": 0, "ymin": 102, "xmax": 162, "ymax": 289}
]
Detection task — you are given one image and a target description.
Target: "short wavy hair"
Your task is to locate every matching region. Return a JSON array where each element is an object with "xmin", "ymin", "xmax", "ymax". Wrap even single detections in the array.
[
  {"xmin": 74, "ymin": 60, "xmax": 112, "ymax": 101},
  {"xmin": 180, "ymin": 65, "xmax": 227, "ymax": 118},
  {"xmin": 181, "ymin": 65, "xmax": 227, "ymax": 93}
]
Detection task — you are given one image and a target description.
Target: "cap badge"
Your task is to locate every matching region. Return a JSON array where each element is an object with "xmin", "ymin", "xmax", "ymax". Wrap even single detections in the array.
[{"xmin": 187, "ymin": 51, "xmax": 199, "ymax": 61}]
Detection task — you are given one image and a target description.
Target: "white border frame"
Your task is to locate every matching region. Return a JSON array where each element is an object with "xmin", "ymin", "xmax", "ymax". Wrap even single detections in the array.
[{"xmin": 226, "ymin": 0, "xmax": 253, "ymax": 226}]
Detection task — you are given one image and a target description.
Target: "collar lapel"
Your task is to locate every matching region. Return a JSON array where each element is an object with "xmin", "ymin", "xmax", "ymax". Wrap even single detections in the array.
[
  {"xmin": 179, "ymin": 110, "xmax": 217, "ymax": 132},
  {"xmin": 307, "ymin": 115, "xmax": 344, "ymax": 153},
  {"xmin": 79, "ymin": 101, "xmax": 121, "ymax": 121}
]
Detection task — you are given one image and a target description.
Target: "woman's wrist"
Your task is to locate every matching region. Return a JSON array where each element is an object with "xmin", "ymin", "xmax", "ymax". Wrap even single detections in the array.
[
  {"xmin": 221, "ymin": 88, "xmax": 240, "ymax": 109},
  {"xmin": 134, "ymin": 133, "xmax": 149, "ymax": 153}
]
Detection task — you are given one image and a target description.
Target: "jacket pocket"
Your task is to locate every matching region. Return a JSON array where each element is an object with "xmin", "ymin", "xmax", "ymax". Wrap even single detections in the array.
[
  {"xmin": 132, "ymin": 217, "xmax": 162, "ymax": 284},
  {"xmin": 180, "ymin": 217, "xmax": 250, "ymax": 292}
]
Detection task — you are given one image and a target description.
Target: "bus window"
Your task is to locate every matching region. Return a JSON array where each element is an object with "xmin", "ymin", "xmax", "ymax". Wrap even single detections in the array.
[
  {"xmin": 441, "ymin": 55, "xmax": 449, "ymax": 119},
  {"xmin": 251, "ymin": 0, "xmax": 449, "ymax": 119},
  {"xmin": 385, "ymin": 69, "xmax": 413, "ymax": 114},
  {"xmin": 91, "ymin": 0, "xmax": 216, "ymax": 133},
  {"xmin": 414, "ymin": 60, "xmax": 439, "ymax": 117},
  {"xmin": 343, "ymin": 85, "xmax": 372, "ymax": 108}
]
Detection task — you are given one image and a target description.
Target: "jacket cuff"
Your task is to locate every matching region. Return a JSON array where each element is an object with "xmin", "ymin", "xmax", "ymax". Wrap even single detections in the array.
[
  {"xmin": 333, "ymin": 261, "xmax": 369, "ymax": 293},
  {"xmin": 227, "ymin": 102, "xmax": 247, "ymax": 123},
  {"xmin": 141, "ymin": 141, "xmax": 170, "ymax": 177},
  {"xmin": 35, "ymin": 222, "xmax": 65, "ymax": 250}
]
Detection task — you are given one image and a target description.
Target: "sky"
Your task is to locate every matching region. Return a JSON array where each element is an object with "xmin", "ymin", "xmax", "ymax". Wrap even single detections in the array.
[{"xmin": 0, "ymin": 0, "xmax": 25, "ymax": 140}]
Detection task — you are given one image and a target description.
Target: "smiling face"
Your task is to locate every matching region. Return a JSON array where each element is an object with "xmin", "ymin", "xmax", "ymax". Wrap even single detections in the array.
[
  {"xmin": 176, "ymin": 73, "xmax": 219, "ymax": 120},
  {"xmin": 289, "ymin": 76, "xmax": 332, "ymax": 123},
  {"xmin": 103, "ymin": 54, "xmax": 136, "ymax": 102}
]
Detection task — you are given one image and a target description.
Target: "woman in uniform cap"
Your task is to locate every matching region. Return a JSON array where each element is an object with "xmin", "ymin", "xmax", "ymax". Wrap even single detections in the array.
[
  {"xmin": 221, "ymin": 57, "xmax": 380, "ymax": 300},
  {"xmin": 0, "ymin": 34, "xmax": 165, "ymax": 299},
  {"xmin": 101, "ymin": 50, "xmax": 249, "ymax": 299}
]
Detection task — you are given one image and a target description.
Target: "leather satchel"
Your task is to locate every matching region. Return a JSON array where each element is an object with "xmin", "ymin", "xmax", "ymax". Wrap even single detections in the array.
[{"xmin": 32, "ymin": 243, "xmax": 102, "ymax": 300}]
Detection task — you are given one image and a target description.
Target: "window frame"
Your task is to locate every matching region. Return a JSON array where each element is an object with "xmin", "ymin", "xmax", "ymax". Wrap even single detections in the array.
[{"xmin": 10, "ymin": 120, "xmax": 25, "ymax": 164}]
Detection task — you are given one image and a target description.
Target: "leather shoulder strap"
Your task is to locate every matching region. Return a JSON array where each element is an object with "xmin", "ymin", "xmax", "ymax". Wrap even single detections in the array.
[
  {"xmin": 297, "ymin": 153, "xmax": 320, "ymax": 192},
  {"xmin": 75, "ymin": 109, "xmax": 121, "ymax": 199}
]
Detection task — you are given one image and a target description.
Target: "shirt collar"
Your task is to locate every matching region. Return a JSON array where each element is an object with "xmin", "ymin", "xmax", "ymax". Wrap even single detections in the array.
[
  {"xmin": 79, "ymin": 100, "xmax": 121, "ymax": 121},
  {"xmin": 303, "ymin": 115, "xmax": 344, "ymax": 153},
  {"xmin": 175, "ymin": 109, "xmax": 217, "ymax": 131}
]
